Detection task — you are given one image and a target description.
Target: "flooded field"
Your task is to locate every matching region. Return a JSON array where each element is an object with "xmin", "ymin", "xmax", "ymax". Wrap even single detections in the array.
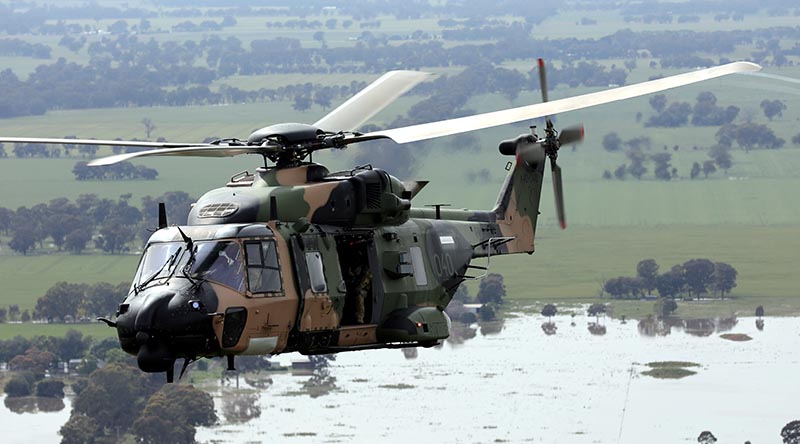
[
  {"xmin": 196, "ymin": 313, "xmax": 799, "ymax": 444},
  {"xmin": 1, "ymin": 312, "xmax": 796, "ymax": 443}
]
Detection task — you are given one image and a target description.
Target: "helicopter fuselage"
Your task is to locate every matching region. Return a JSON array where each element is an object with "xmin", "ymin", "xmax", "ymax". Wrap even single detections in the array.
[{"xmin": 115, "ymin": 158, "xmax": 546, "ymax": 377}]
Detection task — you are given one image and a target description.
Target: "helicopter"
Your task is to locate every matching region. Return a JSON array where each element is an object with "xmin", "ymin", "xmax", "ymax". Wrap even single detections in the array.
[{"xmin": 0, "ymin": 59, "xmax": 759, "ymax": 382}]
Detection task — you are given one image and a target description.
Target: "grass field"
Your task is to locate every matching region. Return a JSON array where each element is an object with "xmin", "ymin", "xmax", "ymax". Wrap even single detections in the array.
[
  {"xmin": 0, "ymin": 255, "xmax": 138, "ymax": 310},
  {"xmin": 0, "ymin": 3, "xmax": 799, "ymax": 325},
  {"xmin": 0, "ymin": 322, "xmax": 116, "ymax": 340}
]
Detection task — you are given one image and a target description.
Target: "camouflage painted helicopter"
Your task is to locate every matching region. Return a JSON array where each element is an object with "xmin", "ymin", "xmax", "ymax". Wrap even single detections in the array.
[{"xmin": 1, "ymin": 60, "xmax": 759, "ymax": 382}]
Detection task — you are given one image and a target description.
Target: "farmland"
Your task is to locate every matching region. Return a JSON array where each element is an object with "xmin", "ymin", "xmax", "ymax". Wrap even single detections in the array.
[{"xmin": 0, "ymin": 1, "xmax": 799, "ymax": 328}]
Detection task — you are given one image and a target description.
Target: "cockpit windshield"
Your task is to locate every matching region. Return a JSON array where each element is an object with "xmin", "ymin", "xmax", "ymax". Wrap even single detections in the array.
[
  {"xmin": 135, "ymin": 242, "xmax": 184, "ymax": 288},
  {"xmin": 134, "ymin": 241, "xmax": 245, "ymax": 292}
]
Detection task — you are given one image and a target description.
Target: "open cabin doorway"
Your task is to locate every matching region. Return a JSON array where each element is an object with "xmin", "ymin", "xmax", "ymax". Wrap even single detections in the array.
[{"xmin": 335, "ymin": 233, "xmax": 379, "ymax": 325}]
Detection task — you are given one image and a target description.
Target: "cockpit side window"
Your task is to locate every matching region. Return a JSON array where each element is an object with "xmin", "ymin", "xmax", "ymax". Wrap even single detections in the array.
[
  {"xmin": 190, "ymin": 241, "xmax": 245, "ymax": 292},
  {"xmin": 245, "ymin": 240, "xmax": 282, "ymax": 295}
]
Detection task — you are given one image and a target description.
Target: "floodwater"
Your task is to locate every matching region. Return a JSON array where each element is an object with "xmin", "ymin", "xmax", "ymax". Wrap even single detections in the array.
[
  {"xmin": 197, "ymin": 313, "xmax": 798, "ymax": 444},
  {"xmin": 0, "ymin": 395, "xmax": 71, "ymax": 443},
  {"xmin": 2, "ymin": 313, "xmax": 796, "ymax": 443}
]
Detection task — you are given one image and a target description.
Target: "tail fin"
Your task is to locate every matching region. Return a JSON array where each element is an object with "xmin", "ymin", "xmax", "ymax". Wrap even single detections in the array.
[{"xmin": 491, "ymin": 135, "xmax": 547, "ymax": 254}]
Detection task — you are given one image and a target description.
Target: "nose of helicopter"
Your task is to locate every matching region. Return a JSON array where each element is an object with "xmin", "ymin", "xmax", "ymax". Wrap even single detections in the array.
[{"xmin": 114, "ymin": 283, "xmax": 219, "ymax": 375}]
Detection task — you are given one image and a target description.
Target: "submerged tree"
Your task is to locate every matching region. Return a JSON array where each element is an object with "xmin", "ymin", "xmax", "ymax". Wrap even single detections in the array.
[
  {"xmin": 697, "ymin": 430, "xmax": 717, "ymax": 443},
  {"xmin": 541, "ymin": 303, "xmax": 557, "ymax": 320},
  {"xmin": 782, "ymin": 421, "xmax": 800, "ymax": 444}
]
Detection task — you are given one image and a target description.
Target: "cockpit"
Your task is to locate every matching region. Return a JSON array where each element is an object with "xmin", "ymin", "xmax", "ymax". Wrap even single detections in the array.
[
  {"xmin": 132, "ymin": 224, "xmax": 282, "ymax": 296},
  {"xmin": 133, "ymin": 241, "xmax": 246, "ymax": 292}
]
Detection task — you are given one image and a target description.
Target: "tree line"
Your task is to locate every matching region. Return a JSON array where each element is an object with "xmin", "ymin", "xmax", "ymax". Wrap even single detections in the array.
[
  {"xmin": 0, "ymin": 327, "xmax": 216, "ymax": 444},
  {"xmin": 603, "ymin": 258, "xmax": 738, "ymax": 300},
  {"xmin": 3, "ymin": 20, "xmax": 800, "ymax": 120},
  {"xmin": 0, "ymin": 191, "xmax": 194, "ymax": 256}
]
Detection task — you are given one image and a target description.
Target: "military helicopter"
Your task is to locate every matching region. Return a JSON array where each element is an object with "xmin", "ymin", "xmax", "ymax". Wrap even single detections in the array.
[{"xmin": 1, "ymin": 60, "xmax": 759, "ymax": 382}]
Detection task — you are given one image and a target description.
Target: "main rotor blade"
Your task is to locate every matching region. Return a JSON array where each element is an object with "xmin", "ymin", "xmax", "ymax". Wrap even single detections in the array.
[
  {"xmin": 550, "ymin": 157, "xmax": 566, "ymax": 230},
  {"xmin": 361, "ymin": 61, "xmax": 760, "ymax": 145},
  {"xmin": 87, "ymin": 145, "xmax": 268, "ymax": 166},
  {"xmin": 0, "ymin": 137, "xmax": 204, "ymax": 149},
  {"xmin": 313, "ymin": 70, "xmax": 432, "ymax": 132}
]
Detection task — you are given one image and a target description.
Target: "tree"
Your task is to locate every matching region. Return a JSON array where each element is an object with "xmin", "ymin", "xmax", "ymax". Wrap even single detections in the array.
[
  {"xmin": 72, "ymin": 363, "xmax": 156, "ymax": 437},
  {"xmin": 649, "ymin": 94, "xmax": 667, "ymax": 113},
  {"xmin": 782, "ymin": 420, "xmax": 800, "ymax": 444},
  {"xmin": 9, "ymin": 226, "xmax": 37, "ymax": 255},
  {"xmin": 4, "ymin": 373, "xmax": 33, "ymax": 397},
  {"xmin": 59, "ymin": 414, "xmax": 100, "ymax": 444},
  {"xmin": 691, "ymin": 161, "xmax": 701, "ymax": 179},
  {"xmin": 655, "ymin": 267, "xmax": 685, "ymax": 299},
  {"xmin": 793, "ymin": 133, "xmax": 800, "ymax": 146},
  {"xmin": 697, "ymin": 430, "xmax": 717, "ymax": 443},
  {"xmin": 9, "ymin": 348, "xmax": 57, "ymax": 376},
  {"xmin": 53, "ymin": 330, "xmax": 91, "ymax": 361},
  {"xmin": 760, "ymin": 99, "xmax": 786, "ymax": 120},
  {"xmin": 141, "ymin": 118, "xmax": 156, "ymax": 139},
  {"xmin": 541, "ymin": 304, "xmax": 557, "ymax": 319},
  {"xmin": 682, "ymin": 259, "xmax": 715, "ymax": 298},
  {"xmin": 661, "ymin": 299, "xmax": 678, "ymax": 316},
  {"xmin": 711, "ymin": 262, "xmax": 737, "ymax": 298},
  {"xmin": 477, "ymin": 273, "xmax": 506, "ymax": 305},
  {"xmin": 708, "ymin": 145, "xmax": 732, "ymax": 172},
  {"xmin": 614, "ymin": 164, "xmax": 627, "ymax": 180},
  {"xmin": 36, "ymin": 379, "xmax": 65, "ymax": 398},
  {"xmin": 35, "ymin": 282, "xmax": 88, "ymax": 322},
  {"xmin": 292, "ymin": 94, "xmax": 312, "ymax": 112},
  {"xmin": 132, "ymin": 384, "xmax": 217, "ymax": 444},
  {"xmin": 587, "ymin": 303, "xmax": 606, "ymax": 322},
  {"xmin": 83, "ymin": 282, "xmax": 124, "ymax": 318},
  {"xmin": 646, "ymin": 102, "xmax": 692, "ymax": 127},
  {"xmin": 64, "ymin": 227, "xmax": 92, "ymax": 254},
  {"xmin": 651, "ymin": 152, "xmax": 673, "ymax": 180},
  {"xmin": 636, "ymin": 259, "xmax": 659, "ymax": 293},
  {"xmin": 702, "ymin": 160, "xmax": 717, "ymax": 178},
  {"xmin": 602, "ymin": 132, "xmax": 622, "ymax": 152},
  {"xmin": 755, "ymin": 305, "xmax": 764, "ymax": 319}
]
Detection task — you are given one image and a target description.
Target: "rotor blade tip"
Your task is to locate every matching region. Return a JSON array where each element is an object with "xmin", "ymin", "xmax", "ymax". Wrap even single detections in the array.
[
  {"xmin": 560, "ymin": 221, "xmax": 567, "ymax": 230},
  {"xmin": 538, "ymin": 58, "xmax": 545, "ymax": 68}
]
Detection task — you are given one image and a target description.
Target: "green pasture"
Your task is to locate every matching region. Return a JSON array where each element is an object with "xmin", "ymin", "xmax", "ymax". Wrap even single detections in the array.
[
  {"xmin": 472, "ymin": 224, "xmax": 800, "ymax": 318},
  {"xmin": 534, "ymin": 9, "xmax": 800, "ymax": 39},
  {"xmin": 0, "ymin": 224, "xmax": 796, "ymax": 318},
  {"xmin": 0, "ymin": 255, "xmax": 138, "ymax": 310},
  {"xmin": 0, "ymin": 322, "xmax": 116, "ymax": 340}
]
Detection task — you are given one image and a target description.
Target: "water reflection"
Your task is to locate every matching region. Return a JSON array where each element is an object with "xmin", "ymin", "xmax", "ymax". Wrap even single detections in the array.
[
  {"xmin": 541, "ymin": 321, "xmax": 557, "ymax": 335},
  {"xmin": 3, "ymin": 397, "xmax": 36, "ymax": 415},
  {"xmin": 35, "ymin": 397, "xmax": 65, "ymax": 413},
  {"xmin": 479, "ymin": 319, "xmax": 504, "ymax": 336},
  {"xmin": 401, "ymin": 348, "xmax": 418, "ymax": 360},
  {"xmin": 756, "ymin": 319, "xmax": 765, "ymax": 331},
  {"xmin": 222, "ymin": 393, "xmax": 261, "ymax": 424},
  {"xmin": 638, "ymin": 316, "xmax": 671, "ymax": 336},
  {"xmin": 3, "ymin": 396, "xmax": 65, "ymax": 415},
  {"xmin": 195, "ymin": 314, "xmax": 793, "ymax": 444},
  {"xmin": 588, "ymin": 322, "xmax": 607, "ymax": 335}
]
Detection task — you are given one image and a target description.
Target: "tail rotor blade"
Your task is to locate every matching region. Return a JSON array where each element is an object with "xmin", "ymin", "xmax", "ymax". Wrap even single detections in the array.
[
  {"xmin": 538, "ymin": 58, "xmax": 549, "ymax": 103},
  {"xmin": 537, "ymin": 58, "xmax": 553, "ymax": 130},
  {"xmin": 550, "ymin": 157, "xmax": 566, "ymax": 230},
  {"xmin": 558, "ymin": 125, "xmax": 585, "ymax": 146}
]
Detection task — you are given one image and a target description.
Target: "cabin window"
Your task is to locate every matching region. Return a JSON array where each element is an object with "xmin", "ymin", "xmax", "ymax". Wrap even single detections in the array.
[
  {"xmin": 304, "ymin": 251, "xmax": 328, "ymax": 293},
  {"xmin": 245, "ymin": 240, "xmax": 282, "ymax": 294},
  {"xmin": 409, "ymin": 246, "xmax": 427, "ymax": 286}
]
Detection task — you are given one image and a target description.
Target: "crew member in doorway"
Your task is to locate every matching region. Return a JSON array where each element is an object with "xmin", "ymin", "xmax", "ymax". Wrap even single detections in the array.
[{"xmin": 349, "ymin": 255, "xmax": 372, "ymax": 324}]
